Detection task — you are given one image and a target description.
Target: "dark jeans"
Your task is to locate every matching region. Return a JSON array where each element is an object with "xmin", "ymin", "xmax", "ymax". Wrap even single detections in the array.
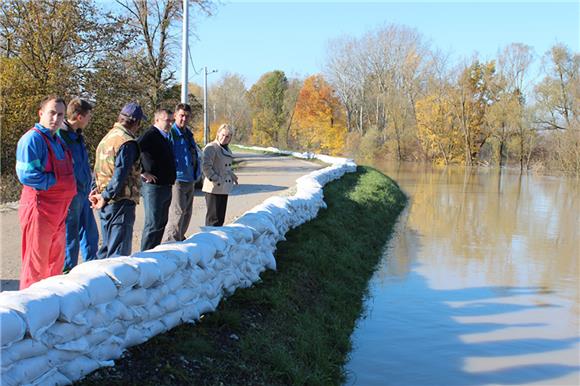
[
  {"xmin": 64, "ymin": 191, "xmax": 99, "ymax": 271},
  {"xmin": 205, "ymin": 193, "xmax": 228, "ymax": 226},
  {"xmin": 97, "ymin": 199, "xmax": 136, "ymax": 259},
  {"xmin": 141, "ymin": 183, "xmax": 172, "ymax": 251}
]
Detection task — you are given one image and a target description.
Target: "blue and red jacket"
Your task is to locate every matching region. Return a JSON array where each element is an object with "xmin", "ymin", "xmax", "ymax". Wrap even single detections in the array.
[{"xmin": 16, "ymin": 123, "xmax": 69, "ymax": 190}]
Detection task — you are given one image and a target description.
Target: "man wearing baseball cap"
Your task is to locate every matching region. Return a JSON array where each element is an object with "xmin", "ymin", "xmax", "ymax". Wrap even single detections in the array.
[{"xmin": 90, "ymin": 102, "xmax": 146, "ymax": 258}]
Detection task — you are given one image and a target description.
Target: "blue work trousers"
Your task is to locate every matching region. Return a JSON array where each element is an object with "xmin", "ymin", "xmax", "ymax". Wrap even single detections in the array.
[
  {"xmin": 140, "ymin": 183, "xmax": 172, "ymax": 251},
  {"xmin": 63, "ymin": 191, "xmax": 99, "ymax": 271},
  {"xmin": 97, "ymin": 199, "xmax": 136, "ymax": 259}
]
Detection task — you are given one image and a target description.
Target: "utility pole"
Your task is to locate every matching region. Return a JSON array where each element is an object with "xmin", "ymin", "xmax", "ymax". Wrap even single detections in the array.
[
  {"xmin": 203, "ymin": 66, "xmax": 217, "ymax": 145},
  {"xmin": 180, "ymin": 0, "xmax": 189, "ymax": 103}
]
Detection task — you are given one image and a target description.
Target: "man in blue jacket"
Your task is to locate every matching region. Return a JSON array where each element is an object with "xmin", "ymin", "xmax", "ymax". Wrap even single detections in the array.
[
  {"xmin": 57, "ymin": 98, "xmax": 99, "ymax": 272},
  {"xmin": 162, "ymin": 103, "xmax": 202, "ymax": 242}
]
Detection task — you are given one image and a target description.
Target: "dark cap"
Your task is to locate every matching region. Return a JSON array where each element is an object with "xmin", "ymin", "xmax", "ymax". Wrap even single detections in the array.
[{"xmin": 120, "ymin": 102, "xmax": 147, "ymax": 121}]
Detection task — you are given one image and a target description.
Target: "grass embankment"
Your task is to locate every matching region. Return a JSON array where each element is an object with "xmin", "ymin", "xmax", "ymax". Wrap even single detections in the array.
[{"xmin": 79, "ymin": 166, "xmax": 407, "ymax": 386}]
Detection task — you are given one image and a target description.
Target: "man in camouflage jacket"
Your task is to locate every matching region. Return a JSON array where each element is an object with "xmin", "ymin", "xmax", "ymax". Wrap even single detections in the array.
[{"xmin": 90, "ymin": 102, "xmax": 145, "ymax": 258}]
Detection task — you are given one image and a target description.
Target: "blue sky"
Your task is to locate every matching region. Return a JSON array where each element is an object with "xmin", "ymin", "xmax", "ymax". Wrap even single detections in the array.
[{"xmin": 185, "ymin": 1, "xmax": 579, "ymax": 88}]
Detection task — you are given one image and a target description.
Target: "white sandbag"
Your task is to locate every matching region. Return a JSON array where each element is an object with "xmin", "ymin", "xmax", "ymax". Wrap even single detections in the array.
[
  {"xmin": 147, "ymin": 304, "xmax": 166, "ymax": 320},
  {"xmin": 161, "ymin": 309, "xmax": 183, "ymax": 330},
  {"xmin": 158, "ymin": 294, "xmax": 180, "ymax": 314},
  {"xmin": 175, "ymin": 287, "xmax": 198, "ymax": 304},
  {"xmin": 181, "ymin": 303, "xmax": 200, "ymax": 323},
  {"xmin": 235, "ymin": 212, "xmax": 278, "ymax": 235},
  {"xmin": 165, "ymin": 271, "xmax": 186, "ymax": 292},
  {"xmin": 142, "ymin": 319, "xmax": 167, "ymax": 337},
  {"xmin": 180, "ymin": 241, "xmax": 216, "ymax": 268},
  {"xmin": 40, "ymin": 321, "xmax": 91, "ymax": 346},
  {"xmin": 127, "ymin": 305, "xmax": 149, "ymax": 323},
  {"xmin": 127, "ymin": 257, "xmax": 162, "ymax": 288},
  {"xmin": 88, "ymin": 336, "xmax": 125, "ymax": 362},
  {"xmin": 123, "ymin": 325, "xmax": 149, "ymax": 347},
  {"xmin": 0, "ymin": 307, "xmax": 27, "ymax": 348},
  {"xmin": 208, "ymin": 294, "xmax": 222, "ymax": 310},
  {"xmin": 146, "ymin": 283, "xmax": 170, "ymax": 304},
  {"xmin": 131, "ymin": 251, "xmax": 179, "ymax": 281},
  {"xmin": 58, "ymin": 355, "xmax": 113, "ymax": 382},
  {"xmin": 201, "ymin": 281, "xmax": 221, "ymax": 300},
  {"xmin": 221, "ymin": 223, "xmax": 255, "ymax": 243},
  {"xmin": 260, "ymin": 251, "xmax": 277, "ymax": 271},
  {"xmin": 0, "ymin": 338, "xmax": 48, "ymax": 370},
  {"xmin": 188, "ymin": 232, "xmax": 227, "ymax": 252},
  {"xmin": 0, "ymin": 288, "xmax": 60, "ymax": 339},
  {"xmin": 187, "ymin": 266, "xmax": 212, "ymax": 286},
  {"xmin": 151, "ymin": 243, "xmax": 190, "ymax": 267},
  {"xmin": 27, "ymin": 367, "xmax": 70, "ymax": 386},
  {"xmin": 98, "ymin": 320, "xmax": 127, "ymax": 337},
  {"xmin": 104, "ymin": 299, "xmax": 133, "ymax": 321},
  {"xmin": 196, "ymin": 299, "xmax": 215, "ymax": 315},
  {"xmin": 46, "ymin": 347, "xmax": 78, "ymax": 366},
  {"xmin": 212, "ymin": 253, "xmax": 233, "ymax": 271},
  {"xmin": 222, "ymin": 271, "xmax": 242, "ymax": 294},
  {"xmin": 65, "ymin": 269, "xmax": 118, "ymax": 306},
  {"xmin": 71, "ymin": 258, "xmax": 139, "ymax": 291},
  {"xmin": 119, "ymin": 287, "xmax": 148, "ymax": 306},
  {"xmin": 2, "ymin": 355, "xmax": 50, "ymax": 386},
  {"xmin": 76, "ymin": 304, "xmax": 114, "ymax": 329},
  {"xmin": 29, "ymin": 276, "xmax": 91, "ymax": 324}
]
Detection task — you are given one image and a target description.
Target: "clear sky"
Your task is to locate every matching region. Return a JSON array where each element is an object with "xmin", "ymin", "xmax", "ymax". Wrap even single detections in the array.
[{"xmin": 183, "ymin": 1, "xmax": 580, "ymax": 88}]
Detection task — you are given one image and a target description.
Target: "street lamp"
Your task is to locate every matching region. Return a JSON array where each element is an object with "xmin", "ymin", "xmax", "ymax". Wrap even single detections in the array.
[
  {"xmin": 203, "ymin": 66, "xmax": 217, "ymax": 146},
  {"xmin": 180, "ymin": 0, "xmax": 189, "ymax": 103}
]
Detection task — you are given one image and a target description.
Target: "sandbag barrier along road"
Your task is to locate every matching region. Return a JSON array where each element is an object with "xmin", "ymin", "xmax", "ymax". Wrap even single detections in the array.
[{"xmin": 0, "ymin": 148, "xmax": 357, "ymax": 385}]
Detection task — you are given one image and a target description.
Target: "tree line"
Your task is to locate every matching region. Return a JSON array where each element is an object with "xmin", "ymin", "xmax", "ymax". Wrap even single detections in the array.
[{"xmin": 1, "ymin": 1, "xmax": 578, "ymax": 202}]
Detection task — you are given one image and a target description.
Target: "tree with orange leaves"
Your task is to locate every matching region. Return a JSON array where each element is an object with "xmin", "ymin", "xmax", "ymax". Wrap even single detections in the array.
[{"xmin": 291, "ymin": 75, "xmax": 346, "ymax": 155}]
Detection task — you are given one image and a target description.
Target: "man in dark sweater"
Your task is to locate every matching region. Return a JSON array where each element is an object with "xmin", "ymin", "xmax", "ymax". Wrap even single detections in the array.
[{"xmin": 138, "ymin": 108, "xmax": 176, "ymax": 251}]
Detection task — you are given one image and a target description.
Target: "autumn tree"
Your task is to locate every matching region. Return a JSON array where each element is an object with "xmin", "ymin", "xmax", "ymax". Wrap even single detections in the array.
[
  {"xmin": 451, "ymin": 59, "xmax": 500, "ymax": 165},
  {"xmin": 291, "ymin": 75, "xmax": 346, "ymax": 155},
  {"xmin": 0, "ymin": 0, "xmax": 130, "ymax": 178},
  {"xmin": 416, "ymin": 93, "xmax": 462, "ymax": 165},
  {"xmin": 247, "ymin": 70, "xmax": 288, "ymax": 146}
]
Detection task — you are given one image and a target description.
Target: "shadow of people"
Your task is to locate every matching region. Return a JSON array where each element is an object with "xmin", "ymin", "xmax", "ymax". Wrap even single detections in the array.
[
  {"xmin": 0, "ymin": 279, "xmax": 20, "ymax": 291},
  {"xmin": 229, "ymin": 184, "xmax": 287, "ymax": 196}
]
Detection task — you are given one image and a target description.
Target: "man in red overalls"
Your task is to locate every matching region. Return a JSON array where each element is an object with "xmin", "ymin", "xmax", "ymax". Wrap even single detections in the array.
[{"xmin": 15, "ymin": 95, "xmax": 77, "ymax": 289}]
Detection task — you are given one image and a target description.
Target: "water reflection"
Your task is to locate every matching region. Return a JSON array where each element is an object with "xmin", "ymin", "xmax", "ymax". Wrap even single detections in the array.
[{"xmin": 345, "ymin": 163, "xmax": 580, "ymax": 385}]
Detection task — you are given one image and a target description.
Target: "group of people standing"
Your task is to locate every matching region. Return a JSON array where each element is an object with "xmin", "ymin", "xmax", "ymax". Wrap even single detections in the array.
[{"xmin": 15, "ymin": 95, "xmax": 238, "ymax": 290}]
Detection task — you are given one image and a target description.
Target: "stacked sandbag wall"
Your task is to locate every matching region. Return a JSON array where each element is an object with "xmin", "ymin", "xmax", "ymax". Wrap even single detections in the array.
[{"xmin": 0, "ymin": 148, "xmax": 356, "ymax": 385}]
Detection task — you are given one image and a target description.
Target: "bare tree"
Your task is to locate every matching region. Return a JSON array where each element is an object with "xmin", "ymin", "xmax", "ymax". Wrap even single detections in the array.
[
  {"xmin": 535, "ymin": 44, "xmax": 580, "ymax": 130},
  {"xmin": 209, "ymin": 72, "xmax": 251, "ymax": 141},
  {"xmin": 115, "ymin": 0, "xmax": 213, "ymax": 109}
]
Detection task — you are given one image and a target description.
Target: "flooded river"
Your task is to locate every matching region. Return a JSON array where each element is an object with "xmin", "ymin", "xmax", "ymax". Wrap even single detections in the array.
[{"xmin": 345, "ymin": 163, "xmax": 579, "ymax": 385}]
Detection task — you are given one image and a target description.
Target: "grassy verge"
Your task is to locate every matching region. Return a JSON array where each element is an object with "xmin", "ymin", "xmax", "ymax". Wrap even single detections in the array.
[{"xmin": 79, "ymin": 166, "xmax": 407, "ymax": 386}]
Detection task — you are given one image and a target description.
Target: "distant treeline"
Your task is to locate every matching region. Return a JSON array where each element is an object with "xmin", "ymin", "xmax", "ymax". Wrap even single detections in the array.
[{"xmin": 1, "ymin": 1, "xmax": 578, "ymax": 202}]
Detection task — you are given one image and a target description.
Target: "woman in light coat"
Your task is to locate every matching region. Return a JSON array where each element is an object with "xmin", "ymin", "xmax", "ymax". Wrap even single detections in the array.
[{"xmin": 201, "ymin": 124, "xmax": 238, "ymax": 226}]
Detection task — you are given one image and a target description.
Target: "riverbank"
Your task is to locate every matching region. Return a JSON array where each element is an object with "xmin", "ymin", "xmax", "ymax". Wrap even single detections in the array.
[{"xmin": 78, "ymin": 166, "xmax": 407, "ymax": 385}]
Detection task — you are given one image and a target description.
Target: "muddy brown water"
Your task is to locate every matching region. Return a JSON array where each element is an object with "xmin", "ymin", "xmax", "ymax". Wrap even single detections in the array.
[{"xmin": 345, "ymin": 162, "xmax": 579, "ymax": 386}]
